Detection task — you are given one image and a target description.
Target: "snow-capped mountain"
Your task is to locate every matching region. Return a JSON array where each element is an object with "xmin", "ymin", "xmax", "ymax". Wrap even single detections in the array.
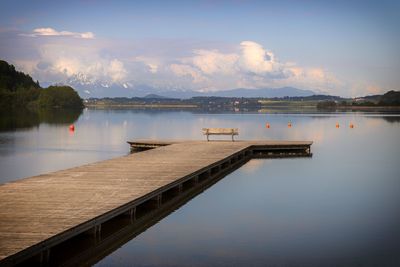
[
  {"xmin": 53, "ymin": 73, "xmax": 317, "ymax": 99},
  {"xmin": 62, "ymin": 74, "xmax": 139, "ymax": 97}
]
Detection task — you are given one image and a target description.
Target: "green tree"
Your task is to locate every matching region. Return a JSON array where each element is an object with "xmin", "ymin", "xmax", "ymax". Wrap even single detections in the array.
[
  {"xmin": 0, "ymin": 59, "xmax": 84, "ymax": 110},
  {"xmin": 0, "ymin": 60, "xmax": 40, "ymax": 92},
  {"xmin": 379, "ymin": 90, "xmax": 400, "ymax": 106},
  {"xmin": 0, "ymin": 60, "xmax": 41, "ymax": 108},
  {"xmin": 316, "ymin": 100, "xmax": 337, "ymax": 109},
  {"xmin": 38, "ymin": 86, "xmax": 84, "ymax": 108}
]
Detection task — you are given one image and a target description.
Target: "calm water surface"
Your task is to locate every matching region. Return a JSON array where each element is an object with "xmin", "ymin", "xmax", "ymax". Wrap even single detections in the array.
[{"xmin": 1, "ymin": 109, "xmax": 399, "ymax": 266}]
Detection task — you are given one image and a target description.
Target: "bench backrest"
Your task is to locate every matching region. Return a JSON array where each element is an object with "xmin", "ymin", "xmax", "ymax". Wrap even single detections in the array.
[{"xmin": 202, "ymin": 128, "xmax": 239, "ymax": 135}]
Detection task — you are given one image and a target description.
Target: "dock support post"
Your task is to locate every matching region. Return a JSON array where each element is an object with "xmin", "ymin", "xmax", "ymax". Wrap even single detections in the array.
[
  {"xmin": 210, "ymin": 165, "xmax": 221, "ymax": 176},
  {"xmin": 91, "ymin": 224, "xmax": 101, "ymax": 243},
  {"xmin": 157, "ymin": 194, "xmax": 162, "ymax": 208},
  {"xmin": 39, "ymin": 249, "xmax": 50, "ymax": 266},
  {"xmin": 129, "ymin": 207, "xmax": 136, "ymax": 223}
]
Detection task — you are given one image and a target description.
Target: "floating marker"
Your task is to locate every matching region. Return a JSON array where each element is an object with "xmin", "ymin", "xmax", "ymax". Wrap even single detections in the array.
[
  {"xmin": 336, "ymin": 123, "xmax": 340, "ymax": 128},
  {"xmin": 69, "ymin": 124, "xmax": 75, "ymax": 131},
  {"xmin": 266, "ymin": 123, "xmax": 270, "ymax": 129},
  {"xmin": 288, "ymin": 122, "xmax": 292, "ymax": 128},
  {"xmin": 349, "ymin": 123, "xmax": 354, "ymax": 128}
]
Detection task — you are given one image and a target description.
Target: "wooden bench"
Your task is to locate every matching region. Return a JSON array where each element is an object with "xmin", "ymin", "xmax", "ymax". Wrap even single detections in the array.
[{"xmin": 202, "ymin": 128, "xmax": 239, "ymax": 141}]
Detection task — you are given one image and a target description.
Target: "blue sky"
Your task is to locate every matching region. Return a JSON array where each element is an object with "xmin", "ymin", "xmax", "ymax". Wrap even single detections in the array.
[{"xmin": 1, "ymin": 0, "xmax": 399, "ymax": 97}]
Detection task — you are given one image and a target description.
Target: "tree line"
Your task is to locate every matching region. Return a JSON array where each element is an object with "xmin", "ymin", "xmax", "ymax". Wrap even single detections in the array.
[{"xmin": 0, "ymin": 60, "xmax": 83, "ymax": 109}]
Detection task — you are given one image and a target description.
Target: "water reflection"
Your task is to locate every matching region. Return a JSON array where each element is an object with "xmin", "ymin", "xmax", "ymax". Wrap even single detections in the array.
[
  {"xmin": 97, "ymin": 157, "xmax": 400, "ymax": 267},
  {"xmin": 0, "ymin": 108, "xmax": 82, "ymax": 131},
  {"xmin": 381, "ymin": 116, "xmax": 400, "ymax": 123},
  {"xmin": 1, "ymin": 109, "xmax": 400, "ymax": 266}
]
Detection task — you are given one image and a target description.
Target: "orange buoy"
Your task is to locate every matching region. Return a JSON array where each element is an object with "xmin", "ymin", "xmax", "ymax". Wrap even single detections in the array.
[
  {"xmin": 69, "ymin": 124, "xmax": 75, "ymax": 131},
  {"xmin": 288, "ymin": 122, "xmax": 292, "ymax": 128},
  {"xmin": 336, "ymin": 123, "xmax": 340, "ymax": 128},
  {"xmin": 266, "ymin": 123, "xmax": 270, "ymax": 129},
  {"xmin": 349, "ymin": 123, "xmax": 354, "ymax": 129}
]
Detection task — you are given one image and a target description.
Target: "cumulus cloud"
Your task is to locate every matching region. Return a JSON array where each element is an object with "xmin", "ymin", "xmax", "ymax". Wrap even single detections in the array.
[
  {"xmin": 239, "ymin": 41, "xmax": 276, "ymax": 73},
  {"xmin": 23, "ymin": 27, "xmax": 95, "ymax": 39},
  {"xmin": 9, "ymin": 32, "xmax": 340, "ymax": 93},
  {"xmin": 133, "ymin": 56, "xmax": 160, "ymax": 73},
  {"xmin": 13, "ymin": 40, "xmax": 127, "ymax": 86},
  {"xmin": 166, "ymin": 41, "xmax": 336, "ymax": 91},
  {"xmin": 170, "ymin": 64, "xmax": 207, "ymax": 83},
  {"xmin": 108, "ymin": 59, "xmax": 127, "ymax": 82},
  {"xmin": 191, "ymin": 49, "xmax": 238, "ymax": 75}
]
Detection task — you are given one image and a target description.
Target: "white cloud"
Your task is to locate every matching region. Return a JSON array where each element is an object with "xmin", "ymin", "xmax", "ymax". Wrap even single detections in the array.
[
  {"xmin": 283, "ymin": 66, "xmax": 341, "ymax": 93},
  {"xmin": 10, "ymin": 35, "xmax": 340, "ymax": 94},
  {"xmin": 108, "ymin": 59, "xmax": 127, "ymax": 82},
  {"xmin": 14, "ymin": 41, "xmax": 127, "ymax": 86},
  {"xmin": 170, "ymin": 64, "xmax": 206, "ymax": 83},
  {"xmin": 165, "ymin": 41, "xmax": 338, "ymax": 92},
  {"xmin": 147, "ymin": 63, "xmax": 158, "ymax": 73},
  {"xmin": 55, "ymin": 59, "xmax": 79, "ymax": 76},
  {"xmin": 239, "ymin": 41, "xmax": 276, "ymax": 74},
  {"xmin": 366, "ymin": 85, "xmax": 383, "ymax": 95},
  {"xmin": 133, "ymin": 56, "xmax": 160, "ymax": 73},
  {"xmin": 347, "ymin": 83, "xmax": 385, "ymax": 97},
  {"xmin": 191, "ymin": 49, "xmax": 238, "ymax": 75},
  {"xmin": 23, "ymin": 27, "xmax": 95, "ymax": 39}
]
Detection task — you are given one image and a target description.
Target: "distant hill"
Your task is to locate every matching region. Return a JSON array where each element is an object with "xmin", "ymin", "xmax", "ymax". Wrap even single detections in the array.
[
  {"xmin": 207, "ymin": 87, "xmax": 315, "ymax": 98},
  {"xmin": 0, "ymin": 60, "xmax": 83, "ymax": 109},
  {"xmin": 279, "ymin": 94, "xmax": 343, "ymax": 101},
  {"xmin": 379, "ymin": 90, "xmax": 400, "ymax": 105},
  {"xmin": 355, "ymin": 90, "xmax": 400, "ymax": 106},
  {"xmin": 64, "ymin": 77, "xmax": 316, "ymax": 98},
  {"xmin": 143, "ymin": 94, "xmax": 167, "ymax": 99}
]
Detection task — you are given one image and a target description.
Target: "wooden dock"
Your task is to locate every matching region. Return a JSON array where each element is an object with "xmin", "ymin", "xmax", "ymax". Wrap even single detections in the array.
[{"xmin": 0, "ymin": 140, "xmax": 312, "ymax": 266}]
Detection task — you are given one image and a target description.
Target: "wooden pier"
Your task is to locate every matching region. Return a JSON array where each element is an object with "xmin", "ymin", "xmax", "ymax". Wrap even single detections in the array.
[{"xmin": 0, "ymin": 140, "xmax": 312, "ymax": 266}]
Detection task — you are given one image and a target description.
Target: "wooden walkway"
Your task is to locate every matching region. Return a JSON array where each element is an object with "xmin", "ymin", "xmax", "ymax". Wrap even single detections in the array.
[{"xmin": 0, "ymin": 140, "xmax": 312, "ymax": 266}]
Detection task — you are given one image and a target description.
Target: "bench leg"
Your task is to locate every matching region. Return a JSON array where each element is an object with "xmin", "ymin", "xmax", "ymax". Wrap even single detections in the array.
[
  {"xmin": 207, "ymin": 134, "xmax": 209, "ymax": 141},
  {"xmin": 232, "ymin": 134, "xmax": 234, "ymax": 142}
]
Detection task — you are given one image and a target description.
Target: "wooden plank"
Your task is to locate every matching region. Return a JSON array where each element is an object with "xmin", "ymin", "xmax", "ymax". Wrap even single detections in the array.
[{"xmin": 0, "ymin": 140, "xmax": 312, "ymax": 264}]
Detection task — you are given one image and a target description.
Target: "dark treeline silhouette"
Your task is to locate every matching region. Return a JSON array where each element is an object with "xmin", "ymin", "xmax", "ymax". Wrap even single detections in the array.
[
  {"xmin": 0, "ymin": 60, "xmax": 83, "ymax": 109},
  {"xmin": 38, "ymin": 86, "xmax": 83, "ymax": 109},
  {"xmin": 378, "ymin": 90, "xmax": 400, "ymax": 105}
]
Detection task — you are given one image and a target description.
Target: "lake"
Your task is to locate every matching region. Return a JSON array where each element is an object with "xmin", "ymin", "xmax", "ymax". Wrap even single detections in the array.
[{"xmin": 1, "ymin": 108, "xmax": 399, "ymax": 266}]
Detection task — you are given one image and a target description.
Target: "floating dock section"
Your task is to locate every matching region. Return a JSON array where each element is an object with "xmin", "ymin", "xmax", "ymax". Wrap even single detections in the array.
[{"xmin": 0, "ymin": 140, "xmax": 312, "ymax": 266}]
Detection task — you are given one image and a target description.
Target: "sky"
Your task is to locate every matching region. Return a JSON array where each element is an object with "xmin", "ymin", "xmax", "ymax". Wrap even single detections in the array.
[{"xmin": 0, "ymin": 0, "xmax": 399, "ymax": 97}]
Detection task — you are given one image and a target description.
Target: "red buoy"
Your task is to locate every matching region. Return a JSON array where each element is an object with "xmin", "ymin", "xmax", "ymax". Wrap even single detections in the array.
[
  {"xmin": 266, "ymin": 123, "xmax": 270, "ymax": 129},
  {"xmin": 69, "ymin": 124, "xmax": 75, "ymax": 131}
]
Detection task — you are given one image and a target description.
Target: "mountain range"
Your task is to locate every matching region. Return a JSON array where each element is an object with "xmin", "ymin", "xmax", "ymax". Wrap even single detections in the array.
[{"xmin": 58, "ymin": 76, "xmax": 316, "ymax": 99}]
